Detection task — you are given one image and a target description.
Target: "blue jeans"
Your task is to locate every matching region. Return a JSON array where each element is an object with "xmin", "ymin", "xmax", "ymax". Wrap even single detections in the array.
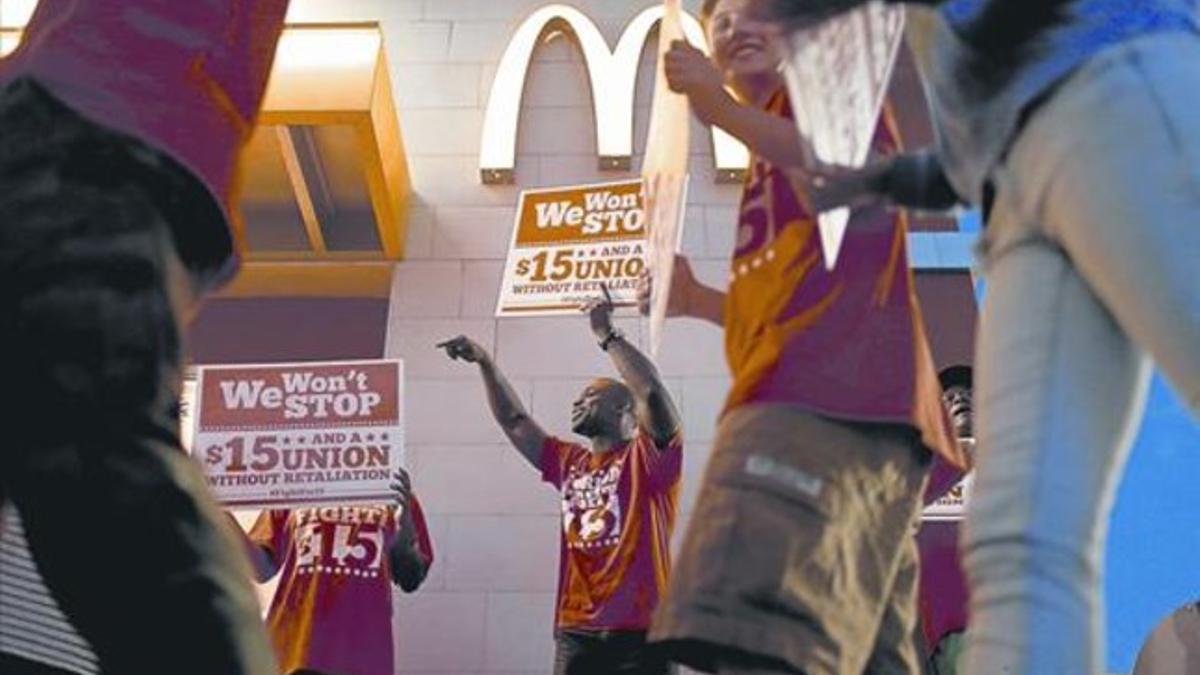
[
  {"xmin": 0, "ymin": 79, "xmax": 276, "ymax": 674},
  {"xmin": 964, "ymin": 31, "xmax": 1200, "ymax": 675}
]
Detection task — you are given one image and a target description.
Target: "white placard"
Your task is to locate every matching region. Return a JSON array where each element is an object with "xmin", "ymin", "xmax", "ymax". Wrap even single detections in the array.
[
  {"xmin": 189, "ymin": 359, "xmax": 404, "ymax": 509},
  {"xmin": 781, "ymin": 2, "xmax": 905, "ymax": 269}
]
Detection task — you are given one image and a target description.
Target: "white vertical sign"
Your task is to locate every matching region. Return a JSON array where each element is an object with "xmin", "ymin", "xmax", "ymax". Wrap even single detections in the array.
[
  {"xmin": 781, "ymin": 2, "xmax": 905, "ymax": 269},
  {"xmin": 642, "ymin": 0, "xmax": 691, "ymax": 355}
]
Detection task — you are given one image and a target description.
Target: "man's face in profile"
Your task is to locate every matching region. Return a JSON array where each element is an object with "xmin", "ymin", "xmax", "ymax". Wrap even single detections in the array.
[
  {"xmin": 570, "ymin": 379, "xmax": 631, "ymax": 443},
  {"xmin": 942, "ymin": 383, "xmax": 973, "ymax": 440}
]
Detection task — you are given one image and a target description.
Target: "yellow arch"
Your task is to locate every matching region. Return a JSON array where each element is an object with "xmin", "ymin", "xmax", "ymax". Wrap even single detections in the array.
[{"xmin": 479, "ymin": 4, "xmax": 749, "ymax": 183}]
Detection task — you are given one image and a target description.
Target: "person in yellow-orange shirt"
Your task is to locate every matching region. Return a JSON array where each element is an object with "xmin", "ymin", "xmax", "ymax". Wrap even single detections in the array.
[{"xmin": 642, "ymin": 1, "xmax": 965, "ymax": 673}]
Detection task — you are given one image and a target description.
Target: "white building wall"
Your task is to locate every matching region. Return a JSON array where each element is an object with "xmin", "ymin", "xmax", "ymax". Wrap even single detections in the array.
[{"xmin": 283, "ymin": 1, "xmax": 734, "ymax": 672}]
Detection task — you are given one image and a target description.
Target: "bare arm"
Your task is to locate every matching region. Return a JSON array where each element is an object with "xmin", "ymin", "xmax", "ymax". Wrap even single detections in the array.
[
  {"xmin": 679, "ymin": 282, "xmax": 725, "ymax": 327},
  {"xmin": 438, "ymin": 336, "xmax": 548, "ymax": 469},
  {"xmin": 804, "ymin": 149, "xmax": 964, "ymax": 214},
  {"xmin": 585, "ymin": 288, "xmax": 681, "ymax": 446},
  {"xmin": 248, "ymin": 545, "xmax": 278, "ymax": 584},
  {"xmin": 386, "ymin": 469, "xmax": 430, "ymax": 592},
  {"xmin": 705, "ymin": 89, "xmax": 814, "ymax": 171},
  {"xmin": 227, "ymin": 513, "xmax": 279, "ymax": 583},
  {"xmin": 637, "ymin": 255, "xmax": 726, "ymax": 327},
  {"xmin": 875, "ymin": 150, "xmax": 962, "ymax": 210},
  {"xmin": 664, "ymin": 41, "xmax": 813, "ymax": 170},
  {"xmin": 663, "ymin": 38, "xmax": 958, "ymax": 207},
  {"xmin": 605, "ymin": 338, "xmax": 680, "ymax": 446}
]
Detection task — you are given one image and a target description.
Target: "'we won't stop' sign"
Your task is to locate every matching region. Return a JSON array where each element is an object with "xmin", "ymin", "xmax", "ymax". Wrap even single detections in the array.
[{"xmin": 190, "ymin": 360, "xmax": 404, "ymax": 508}]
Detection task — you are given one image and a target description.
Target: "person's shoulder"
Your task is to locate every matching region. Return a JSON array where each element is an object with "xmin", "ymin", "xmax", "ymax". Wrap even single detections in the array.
[
  {"xmin": 544, "ymin": 435, "xmax": 589, "ymax": 462},
  {"xmin": 548, "ymin": 433, "xmax": 587, "ymax": 449},
  {"xmin": 634, "ymin": 428, "xmax": 682, "ymax": 452},
  {"xmin": 766, "ymin": 87, "xmax": 792, "ymax": 119},
  {"xmin": 560, "ymin": 436, "xmax": 593, "ymax": 456}
]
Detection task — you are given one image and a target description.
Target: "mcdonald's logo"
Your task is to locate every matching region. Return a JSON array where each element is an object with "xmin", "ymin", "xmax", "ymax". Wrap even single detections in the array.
[{"xmin": 478, "ymin": 4, "xmax": 750, "ymax": 184}]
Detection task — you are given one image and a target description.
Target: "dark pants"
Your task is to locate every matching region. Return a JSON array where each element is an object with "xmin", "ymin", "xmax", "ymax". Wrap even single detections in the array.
[
  {"xmin": 0, "ymin": 79, "xmax": 276, "ymax": 674},
  {"xmin": 0, "ymin": 652, "xmax": 81, "ymax": 675},
  {"xmin": 554, "ymin": 629, "xmax": 676, "ymax": 675}
]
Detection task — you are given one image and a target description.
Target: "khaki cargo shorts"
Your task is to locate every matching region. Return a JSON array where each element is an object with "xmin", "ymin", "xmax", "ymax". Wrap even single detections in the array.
[{"xmin": 650, "ymin": 403, "xmax": 931, "ymax": 674}]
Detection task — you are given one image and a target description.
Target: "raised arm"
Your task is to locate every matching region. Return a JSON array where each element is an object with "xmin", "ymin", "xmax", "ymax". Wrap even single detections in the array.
[
  {"xmin": 386, "ymin": 469, "xmax": 431, "ymax": 592},
  {"xmin": 664, "ymin": 40, "xmax": 814, "ymax": 170},
  {"xmin": 805, "ymin": 149, "xmax": 964, "ymax": 214},
  {"xmin": 585, "ymin": 287, "xmax": 681, "ymax": 447},
  {"xmin": 230, "ymin": 512, "xmax": 280, "ymax": 583},
  {"xmin": 437, "ymin": 336, "xmax": 548, "ymax": 469}
]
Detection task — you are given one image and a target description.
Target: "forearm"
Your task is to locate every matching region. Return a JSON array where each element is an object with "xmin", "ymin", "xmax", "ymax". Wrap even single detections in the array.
[
  {"xmin": 876, "ymin": 150, "xmax": 962, "ymax": 210},
  {"xmin": 709, "ymin": 94, "xmax": 813, "ymax": 170},
  {"xmin": 477, "ymin": 357, "xmax": 545, "ymax": 466},
  {"xmin": 604, "ymin": 337, "xmax": 680, "ymax": 442},
  {"xmin": 388, "ymin": 527, "xmax": 429, "ymax": 592},
  {"xmin": 478, "ymin": 358, "xmax": 531, "ymax": 431},
  {"xmin": 226, "ymin": 514, "xmax": 277, "ymax": 582},
  {"xmin": 686, "ymin": 283, "xmax": 726, "ymax": 327},
  {"xmin": 249, "ymin": 546, "xmax": 278, "ymax": 583}
]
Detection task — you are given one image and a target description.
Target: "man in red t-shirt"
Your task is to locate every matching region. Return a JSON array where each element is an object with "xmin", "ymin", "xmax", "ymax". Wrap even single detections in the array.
[
  {"xmin": 241, "ymin": 469, "xmax": 434, "ymax": 675},
  {"xmin": 438, "ymin": 291, "xmax": 682, "ymax": 675},
  {"xmin": 919, "ymin": 365, "xmax": 975, "ymax": 675},
  {"xmin": 641, "ymin": 1, "xmax": 966, "ymax": 674}
]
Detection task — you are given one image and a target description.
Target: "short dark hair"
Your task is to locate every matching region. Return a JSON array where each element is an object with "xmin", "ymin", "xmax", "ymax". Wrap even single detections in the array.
[
  {"xmin": 593, "ymin": 378, "xmax": 634, "ymax": 410},
  {"xmin": 938, "ymin": 365, "xmax": 973, "ymax": 392}
]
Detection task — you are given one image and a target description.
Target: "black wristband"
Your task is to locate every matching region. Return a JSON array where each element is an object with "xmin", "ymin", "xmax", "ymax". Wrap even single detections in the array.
[{"xmin": 599, "ymin": 329, "xmax": 624, "ymax": 351}]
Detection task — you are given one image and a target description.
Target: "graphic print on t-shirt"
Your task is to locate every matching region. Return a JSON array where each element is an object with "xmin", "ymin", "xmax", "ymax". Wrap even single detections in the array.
[
  {"xmin": 291, "ymin": 506, "xmax": 391, "ymax": 578},
  {"xmin": 560, "ymin": 459, "xmax": 624, "ymax": 550}
]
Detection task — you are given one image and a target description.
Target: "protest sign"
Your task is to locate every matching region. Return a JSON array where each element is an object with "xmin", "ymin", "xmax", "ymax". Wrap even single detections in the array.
[
  {"xmin": 781, "ymin": 2, "xmax": 905, "ymax": 269},
  {"xmin": 496, "ymin": 178, "xmax": 648, "ymax": 316},
  {"xmin": 642, "ymin": 0, "xmax": 691, "ymax": 355},
  {"xmin": 190, "ymin": 359, "xmax": 404, "ymax": 508},
  {"xmin": 922, "ymin": 472, "xmax": 974, "ymax": 522}
]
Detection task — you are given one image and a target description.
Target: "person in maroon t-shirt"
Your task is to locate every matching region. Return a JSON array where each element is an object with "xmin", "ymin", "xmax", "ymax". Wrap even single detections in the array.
[
  {"xmin": 241, "ymin": 469, "xmax": 434, "ymax": 675},
  {"xmin": 640, "ymin": 1, "xmax": 963, "ymax": 673},
  {"xmin": 439, "ymin": 290, "xmax": 682, "ymax": 675},
  {"xmin": 919, "ymin": 366, "xmax": 976, "ymax": 675}
]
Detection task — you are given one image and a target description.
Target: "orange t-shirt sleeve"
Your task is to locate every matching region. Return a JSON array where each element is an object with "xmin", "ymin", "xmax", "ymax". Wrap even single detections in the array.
[
  {"xmin": 540, "ymin": 436, "xmax": 573, "ymax": 488},
  {"xmin": 406, "ymin": 495, "xmax": 436, "ymax": 568},
  {"xmin": 641, "ymin": 432, "xmax": 683, "ymax": 492},
  {"xmin": 248, "ymin": 509, "xmax": 289, "ymax": 564}
]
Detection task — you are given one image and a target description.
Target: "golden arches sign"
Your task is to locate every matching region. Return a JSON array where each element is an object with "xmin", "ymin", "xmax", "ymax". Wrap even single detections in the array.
[{"xmin": 478, "ymin": 4, "xmax": 750, "ymax": 184}]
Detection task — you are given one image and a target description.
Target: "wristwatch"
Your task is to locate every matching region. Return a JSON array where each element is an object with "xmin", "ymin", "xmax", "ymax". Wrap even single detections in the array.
[{"xmin": 598, "ymin": 329, "xmax": 624, "ymax": 351}]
